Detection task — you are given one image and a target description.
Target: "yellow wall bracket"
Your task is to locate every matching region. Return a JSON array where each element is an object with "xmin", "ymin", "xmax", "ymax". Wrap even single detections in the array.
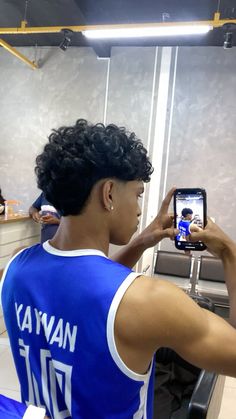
[
  {"xmin": 0, "ymin": 38, "xmax": 38, "ymax": 70},
  {"xmin": 0, "ymin": 12, "xmax": 236, "ymax": 69},
  {"xmin": 0, "ymin": 12, "xmax": 235, "ymax": 34}
]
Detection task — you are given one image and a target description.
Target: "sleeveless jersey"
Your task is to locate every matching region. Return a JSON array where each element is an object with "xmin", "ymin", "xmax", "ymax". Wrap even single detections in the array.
[
  {"xmin": 177, "ymin": 219, "xmax": 191, "ymax": 240},
  {"xmin": 0, "ymin": 242, "xmax": 155, "ymax": 419}
]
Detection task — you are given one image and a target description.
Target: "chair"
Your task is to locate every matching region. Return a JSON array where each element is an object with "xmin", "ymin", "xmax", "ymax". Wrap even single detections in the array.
[
  {"xmin": 188, "ymin": 371, "xmax": 225, "ymax": 419},
  {"xmin": 196, "ymin": 256, "xmax": 229, "ymax": 319},
  {"xmin": 153, "ymin": 294, "xmax": 225, "ymax": 419},
  {"xmin": 198, "ymin": 256, "xmax": 224, "ymax": 283},
  {"xmin": 154, "ymin": 351, "xmax": 225, "ymax": 419},
  {"xmin": 153, "ymin": 250, "xmax": 194, "ymax": 292}
]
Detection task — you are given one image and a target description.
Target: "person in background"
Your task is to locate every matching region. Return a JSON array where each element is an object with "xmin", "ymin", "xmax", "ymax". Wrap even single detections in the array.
[
  {"xmin": 0, "ymin": 187, "xmax": 5, "ymax": 215},
  {"xmin": 2, "ymin": 119, "xmax": 236, "ymax": 418},
  {"xmin": 29, "ymin": 192, "xmax": 60, "ymax": 242}
]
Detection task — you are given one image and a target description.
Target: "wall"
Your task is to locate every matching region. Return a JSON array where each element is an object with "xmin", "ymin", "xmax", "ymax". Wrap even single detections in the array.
[
  {"xmin": 158, "ymin": 47, "xmax": 236, "ymax": 258},
  {"xmin": 167, "ymin": 47, "xmax": 236, "ymax": 237},
  {"xmin": 0, "ymin": 47, "xmax": 108, "ymax": 209},
  {"xmin": 0, "ymin": 45, "xmax": 236, "ymax": 271}
]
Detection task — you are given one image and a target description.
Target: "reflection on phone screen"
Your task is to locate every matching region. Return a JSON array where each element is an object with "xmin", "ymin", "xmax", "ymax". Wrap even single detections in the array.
[{"xmin": 175, "ymin": 192, "xmax": 204, "ymax": 245}]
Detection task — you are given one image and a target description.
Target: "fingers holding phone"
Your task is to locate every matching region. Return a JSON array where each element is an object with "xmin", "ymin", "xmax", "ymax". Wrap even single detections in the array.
[{"xmin": 190, "ymin": 217, "xmax": 236, "ymax": 259}]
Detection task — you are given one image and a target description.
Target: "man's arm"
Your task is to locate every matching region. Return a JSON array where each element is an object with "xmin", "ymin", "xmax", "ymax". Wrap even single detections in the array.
[
  {"xmin": 29, "ymin": 205, "xmax": 41, "ymax": 223},
  {"xmin": 190, "ymin": 219, "xmax": 236, "ymax": 327},
  {"xmin": 189, "ymin": 223, "xmax": 202, "ymax": 233},
  {"xmin": 29, "ymin": 194, "xmax": 43, "ymax": 223},
  {"xmin": 112, "ymin": 187, "xmax": 178, "ymax": 268},
  {"xmin": 222, "ymin": 247, "xmax": 236, "ymax": 327},
  {"xmin": 40, "ymin": 214, "xmax": 60, "ymax": 225},
  {"xmin": 115, "ymin": 219, "xmax": 236, "ymax": 377},
  {"xmin": 116, "ymin": 274, "xmax": 236, "ymax": 377}
]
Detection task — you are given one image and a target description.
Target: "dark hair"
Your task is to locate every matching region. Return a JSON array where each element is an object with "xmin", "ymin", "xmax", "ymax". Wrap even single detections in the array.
[
  {"xmin": 35, "ymin": 119, "xmax": 153, "ymax": 216},
  {"xmin": 0, "ymin": 188, "xmax": 5, "ymax": 206},
  {"xmin": 181, "ymin": 207, "xmax": 193, "ymax": 217}
]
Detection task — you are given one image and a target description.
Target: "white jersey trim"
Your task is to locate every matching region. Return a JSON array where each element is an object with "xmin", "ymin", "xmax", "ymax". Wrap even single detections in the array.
[
  {"xmin": 43, "ymin": 241, "xmax": 107, "ymax": 258},
  {"xmin": 107, "ymin": 271, "xmax": 151, "ymax": 382}
]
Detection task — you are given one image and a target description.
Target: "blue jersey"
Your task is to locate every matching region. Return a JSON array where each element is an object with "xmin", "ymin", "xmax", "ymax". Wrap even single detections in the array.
[
  {"xmin": 1, "ymin": 243, "xmax": 155, "ymax": 419},
  {"xmin": 0, "ymin": 394, "xmax": 45, "ymax": 418},
  {"xmin": 0, "ymin": 394, "xmax": 26, "ymax": 418},
  {"xmin": 177, "ymin": 219, "xmax": 191, "ymax": 241},
  {"xmin": 32, "ymin": 193, "xmax": 60, "ymax": 242}
]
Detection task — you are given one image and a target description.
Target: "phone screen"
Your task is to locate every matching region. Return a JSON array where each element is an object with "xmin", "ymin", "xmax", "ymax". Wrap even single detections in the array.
[{"xmin": 174, "ymin": 188, "xmax": 207, "ymax": 251}]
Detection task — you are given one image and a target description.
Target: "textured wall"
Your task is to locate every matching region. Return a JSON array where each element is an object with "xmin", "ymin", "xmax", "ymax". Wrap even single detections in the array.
[
  {"xmin": 1, "ymin": 45, "xmax": 236, "ymax": 260},
  {"xmin": 105, "ymin": 47, "xmax": 158, "ymax": 256},
  {"xmin": 0, "ymin": 47, "xmax": 108, "ymax": 209},
  {"xmin": 165, "ymin": 47, "xmax": 236, "ymax": 242},
  {"xmin": 106, "ymin": 47, "xmax": 156, "ymax": 143}
]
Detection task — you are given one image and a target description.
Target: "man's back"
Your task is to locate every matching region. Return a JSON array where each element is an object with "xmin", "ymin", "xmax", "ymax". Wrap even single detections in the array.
[
  {"xmin": 1, "ymin": 243, "xmax": 154, "ymax": 419},
  {"xmin": 177, "ymin": 219, "xmax": 191, "ymax": 240}
]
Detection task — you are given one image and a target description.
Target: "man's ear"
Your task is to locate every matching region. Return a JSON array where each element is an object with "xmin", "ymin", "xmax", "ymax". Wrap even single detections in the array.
[{"xmin": 102, "ymin": 179, "xmax": 115, "ymax": 211}]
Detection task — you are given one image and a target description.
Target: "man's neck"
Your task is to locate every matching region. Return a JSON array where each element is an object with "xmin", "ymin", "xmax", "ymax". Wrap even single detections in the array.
[{"xmin": 49, "ymin": 215, "xmax": 110, "ymax": 255}]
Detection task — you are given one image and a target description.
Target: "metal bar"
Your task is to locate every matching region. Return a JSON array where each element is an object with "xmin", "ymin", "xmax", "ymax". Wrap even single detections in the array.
[
  {"xmin": 0, "ymin": 15, "xmax": 235, "ymax": 35},
  {"xmin": 0, "ymin": 39, "xmax": 38, "ymax": 69}
]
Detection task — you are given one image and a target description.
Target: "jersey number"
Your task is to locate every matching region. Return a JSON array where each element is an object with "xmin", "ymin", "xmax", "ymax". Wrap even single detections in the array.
[{"xmin": 19, "ymin": 338, "xmax": 72, "ymax": 418}]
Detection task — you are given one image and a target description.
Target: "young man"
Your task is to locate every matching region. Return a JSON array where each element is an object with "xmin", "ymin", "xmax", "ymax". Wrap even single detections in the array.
[
  {"xmin": 177, "ymin": 207, "xmax": 197, "ymax": 241},
  {"xmin": 1, "ymin": 119, "xmax": 236, "ymax": 418},
  {"xmin": 29, "ymin": 192, "xmax": 60, "ymax": 242}
]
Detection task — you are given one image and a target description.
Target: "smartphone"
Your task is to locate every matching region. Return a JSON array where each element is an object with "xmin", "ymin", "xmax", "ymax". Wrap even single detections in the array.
[{"xmin": 174, "ymin": 188, "xmax": 207, "ymax": 251}]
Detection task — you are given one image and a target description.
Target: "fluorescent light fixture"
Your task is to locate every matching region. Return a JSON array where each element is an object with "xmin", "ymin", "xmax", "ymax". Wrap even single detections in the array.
[{"xmin": 83, "ymin": 25, "xmax": 212, "ymax": 39}]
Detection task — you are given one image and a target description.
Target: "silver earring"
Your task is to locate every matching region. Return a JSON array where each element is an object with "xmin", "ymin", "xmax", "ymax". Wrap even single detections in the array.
[{"xmin": 110, "ymin": 205, "xmax": 114, "ymax": 211}]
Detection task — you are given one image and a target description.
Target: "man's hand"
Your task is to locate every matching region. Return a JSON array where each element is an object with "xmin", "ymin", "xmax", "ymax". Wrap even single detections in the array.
[
  {"xmin": 191, "ymin": 218, "xmax": 236, "ymax": 327},
  {"xmin": 40, "ymin": 214, "xmax": 60, "ymax": 225},
  {"xmin": 112, "ymin": 187, "xmax": 178, "ymax": 268},
  {"xmin": 190, "ymin": 218, "xmax": 236, "ymax": 260},
  {"xmin": 137, "ymin": 187, "xmax": 179, "ymax": 249},
  {"xmin": 31, "ymin": 211, "xmax": 41, "ymax": 223},
  {"xmin": 189, "ymin": 223, "xmax": 202, "ymax": 234}
]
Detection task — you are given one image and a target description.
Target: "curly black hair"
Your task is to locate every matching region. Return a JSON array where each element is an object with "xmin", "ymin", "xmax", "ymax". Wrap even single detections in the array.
[
  {"xmin": 181, "ymin": 208, "xmax": 193, "ymax": 217},
  {"xmin": 35, "ymin": 119, "xmax": 153, "ymax": 216}
]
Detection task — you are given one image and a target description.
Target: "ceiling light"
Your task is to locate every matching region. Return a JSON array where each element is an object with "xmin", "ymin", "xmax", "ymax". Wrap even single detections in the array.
[{"xmin": 82, "ymin": 25, "xmax": 212, "ymax": 39}]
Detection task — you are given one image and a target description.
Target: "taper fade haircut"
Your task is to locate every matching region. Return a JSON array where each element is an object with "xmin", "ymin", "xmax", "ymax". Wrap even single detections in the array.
[{"xmin": 35, "ymin": 119, "xmax": 153, "ymax": 216}]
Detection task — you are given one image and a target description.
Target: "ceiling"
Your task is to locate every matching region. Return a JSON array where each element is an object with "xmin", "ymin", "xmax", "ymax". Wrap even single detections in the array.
[{"xmin": 0, "ymin": 0, "xmax": 236, "ymax": 57}]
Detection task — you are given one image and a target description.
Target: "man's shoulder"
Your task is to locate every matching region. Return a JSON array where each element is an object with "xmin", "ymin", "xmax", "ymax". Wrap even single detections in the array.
[
  {"xmin": 9, "ymin": 244, "xmax": 42, "ymax": 264},
  {"xmin": 115, "ymin": 275, "xmax": 188, "ymax": 352},
  {"xmin": 119, "ymin": 275, "xmax": 181, "ymax": 318}
]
